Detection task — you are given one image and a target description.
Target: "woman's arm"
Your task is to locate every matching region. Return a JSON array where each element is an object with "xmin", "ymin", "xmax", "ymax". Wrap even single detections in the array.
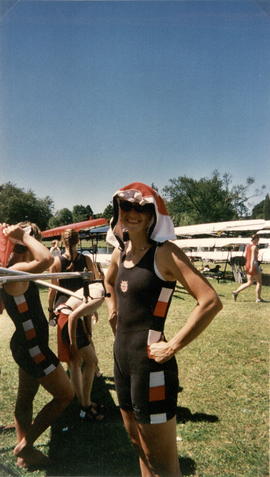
[
  {"xmin": 150, "ymin": 241, "xmax": 223, "ymax": 363},
  {"xmin": 4, "ymin": 225, "xmax": 53, "ymax": 274},
  {"xmin": 104, "ymin": 248, "xmax": 120, "ymax": 335},
  {"xmin": 84, "ymin": 255, "xmax": 96, "ymax": 279},
  {"xmin": 3, "ymin": 225, "xmax": 53, "ymax": 296},
  {"xmin": 48, "ymin": 256, "xmax": 61, "ymax": 314},
  {"xmin": 67, "ymin": 296, "xmax": 105, "ymax": 348}
]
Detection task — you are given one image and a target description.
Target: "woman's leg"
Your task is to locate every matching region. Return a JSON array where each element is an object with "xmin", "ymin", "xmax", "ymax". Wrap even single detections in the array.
[
  {"xmin": 77, "ymin": 342, "xmax": 104, "ymax": 420},
  {"xmin": 14, "ymin": 363, "xmax": 74, "ymax": 467},
  {"xmin": 254, "ymin": 272, "xmax": 262, "ymax": 300},
  {"xmin": 120, "ymin": 409, "xmax": 155, "ymax": 477},
  {"xmin": 14, "ymin": 368, "xmax": 40, "ymax": 468},
  {"xmin": 68, "ymin": 350, "xmax": 84, "ymax": 404},
  {"xmin": 120, "ymin": 409, "xmax": 182, "ymax": 477},
  {"xmin": 137, "ymin": 417, "xmax": 181, "ymax": 477},
  {"xmin": 15, "ymin": 367, "xmax": 39, "ymax": 443},
  {"xmin": 232, "ymin": 274, "xmax": 254, "ymax": 299},
  {"xmin": 80, "ymin": 341, "xmax": 98, "ymax": 408}
]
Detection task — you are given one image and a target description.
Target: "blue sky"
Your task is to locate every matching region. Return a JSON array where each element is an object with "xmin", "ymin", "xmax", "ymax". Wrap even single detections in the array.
[{"xmin": 1, "ymin": 0, "xmax": 269, "ymax": 215}]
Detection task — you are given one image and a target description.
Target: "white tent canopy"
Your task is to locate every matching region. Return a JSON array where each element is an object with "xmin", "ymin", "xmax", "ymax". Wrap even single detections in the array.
[
  {"xmin": 173, "ymin": 220, "xmax": 270, "ymax": 263},
  {"xmin": 174, "ymin": 237, "xmax": 270, "ymax": 249},
  {"xmin": 174, "ymin": 220, "xmax": 270, "ymax": 237}
]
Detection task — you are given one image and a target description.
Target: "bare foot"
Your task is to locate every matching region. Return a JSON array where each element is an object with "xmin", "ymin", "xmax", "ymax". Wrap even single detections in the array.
[
  {"xmin": 232, "ymin": 291, "xmax": 238, "ymax": 302},
  {"xmin": 14, "ymin": 441, "xmax": 50, "ymax": 469},
  {"xmin": 16, "ymin": 456, "xmax": 28, "ymax": 468}
]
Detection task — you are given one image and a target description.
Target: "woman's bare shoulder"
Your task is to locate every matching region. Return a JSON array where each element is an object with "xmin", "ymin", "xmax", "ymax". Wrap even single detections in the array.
[{"xmin": 157, "ymin": 240, "xmax": 187, "ymax": 260}]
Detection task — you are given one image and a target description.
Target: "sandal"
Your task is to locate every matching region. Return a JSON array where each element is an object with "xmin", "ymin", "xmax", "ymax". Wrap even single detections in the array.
[
  {"xmin": 91, "ymin": 402, "xmax": 105, "ymax": 413},
  {"xmin": 80, "ymin": 404, "xmax": 104, "ymax": 422}
]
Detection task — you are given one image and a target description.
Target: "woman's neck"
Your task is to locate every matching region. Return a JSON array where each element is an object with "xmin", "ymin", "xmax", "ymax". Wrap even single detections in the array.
[
  {"xmin": 64, "ymin": 247, "xmax": 77, "ymax": 260},
  {"xmin": 127, "ymin": 236, "xmax": 151, "ymax": 253}
]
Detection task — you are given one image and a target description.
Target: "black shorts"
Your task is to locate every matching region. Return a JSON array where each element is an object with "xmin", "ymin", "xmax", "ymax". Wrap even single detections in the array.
[
  {"xmin": 10, "ymin": 334, "xmax": 59, "ymax": 379},
  {"xmin": 114, "ymin": 329, "xmax": 179, "ymax": 424}
]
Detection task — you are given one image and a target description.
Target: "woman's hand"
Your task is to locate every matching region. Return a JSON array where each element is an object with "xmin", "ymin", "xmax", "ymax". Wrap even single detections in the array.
[
  {"xmin": 3, "ymin": 224, "xmax": 26, "ymax": 244},
  {"xmin": 149, "ymin": 341, "xmax": 175, "ymax": 364}
]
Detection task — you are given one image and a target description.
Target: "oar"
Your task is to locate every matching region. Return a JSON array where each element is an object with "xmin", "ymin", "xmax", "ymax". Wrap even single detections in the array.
[{"xmin": 0, "ymin": 267, "xmax": 94, "ymax": 301}]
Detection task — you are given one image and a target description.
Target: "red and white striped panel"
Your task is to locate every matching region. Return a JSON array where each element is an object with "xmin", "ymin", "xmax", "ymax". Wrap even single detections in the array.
[
  {"xmin": 153, "ymin": 287, "xmax": 174, "ymax": 318},
  {"xmin": 29, "ymin": 345, "xmax": 46, "ymax": 364},
  {"xmin": 149, "ymin": 370, "xmax": 165, "ymax": 402},
  {"xmin": 14, "ymin": 295, "xmax": 29, "ymax": 313}
]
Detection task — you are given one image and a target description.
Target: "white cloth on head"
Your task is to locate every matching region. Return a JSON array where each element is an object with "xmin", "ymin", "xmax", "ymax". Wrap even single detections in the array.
[{"xmin": 106, "ymin": 182, "xmax": 176, "ymax": 248}]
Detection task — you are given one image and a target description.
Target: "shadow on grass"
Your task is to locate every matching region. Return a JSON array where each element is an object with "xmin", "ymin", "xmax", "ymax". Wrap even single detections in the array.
[
  {"xmin": 179, "ymin": 457, "xmax": 197, "ymax": 476},
  {"xmin": 46, "ymin": 376, "xmax": 199, "ymax": 476},
  {"xmin": 176, "ymin": 406, "xmax": 219, "ymax": 424},
  {"xmin": 47, "ymin": 374, "xmax": 140, "ymax": 476}
]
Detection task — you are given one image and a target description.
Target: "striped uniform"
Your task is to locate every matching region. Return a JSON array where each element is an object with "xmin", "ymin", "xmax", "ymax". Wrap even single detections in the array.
[
  {"xmin": 2, "ymin": 281, "xmax": 59, "ymax": 378},
  {"xmin": 114, "ymin": 244, "xmax": 179, "ymax": 424}
]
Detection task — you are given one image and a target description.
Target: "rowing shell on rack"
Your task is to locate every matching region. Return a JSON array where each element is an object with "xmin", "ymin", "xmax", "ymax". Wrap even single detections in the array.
[{"xmin": 0, "ymin": 267, "xmax": 95, "ymax": 301}]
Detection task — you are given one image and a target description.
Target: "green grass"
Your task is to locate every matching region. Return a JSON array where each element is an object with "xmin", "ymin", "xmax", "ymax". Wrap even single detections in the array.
[{"xmin": 0, "ymin": 278, "xmax": 269, "ymax": 477}]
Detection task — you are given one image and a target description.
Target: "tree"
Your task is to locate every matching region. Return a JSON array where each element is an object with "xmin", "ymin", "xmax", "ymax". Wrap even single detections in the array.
[
  {"xmin": 252, "ymin": 194, "xmax": 270, "ymax": 220},
  {"xmin": 0, "ymin": 182, "xmax": 54, "ymax": 230},
  {"xmin": 263, "ymin": 194, "xmax": 270, "ymax": 220},
  {"xmin": 103, "ymin": 203, "xmax": 113, "ymax": 220},
  {"xmin": 72, "ymin": 204, "xmax": 93, "ymax": 223},
  {"xmin": 162, "ymin": 171, "xmax": 258, "ymax": 226},
  {"xmin": 48, "ymin": 208, "xmax": 73, "ymax": 228},
  {"xmin": 252, "ymin": 199, "xmax": 264, "ymax": 219}
]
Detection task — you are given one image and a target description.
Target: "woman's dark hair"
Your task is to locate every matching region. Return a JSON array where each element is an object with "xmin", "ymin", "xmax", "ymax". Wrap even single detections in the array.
[{"xmin": 251, "ymin": 234, "xmax": 259, "ymax": 242}]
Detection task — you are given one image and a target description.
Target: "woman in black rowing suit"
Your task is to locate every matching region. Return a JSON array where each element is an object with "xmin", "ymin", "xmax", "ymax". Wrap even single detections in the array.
[
  {"xmin": 105, "ymin": 183, "xmax": 222, "ymax": 477},
  {"xmin": 1, "ymin": 222, "xmax": 74, "ymax": 470},
  {"xmin": 48, "ymin": 228, "xmax": 104, "ymax": 421}
]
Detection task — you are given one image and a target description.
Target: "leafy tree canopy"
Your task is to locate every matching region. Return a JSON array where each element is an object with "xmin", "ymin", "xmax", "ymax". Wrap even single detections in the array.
[
  {"xmin": 252, "ymin": 194, "xmax": 270, "ymax": 220},
  {"xmin": 72, "ymin": 204, "xmax": 93, "ymax": 223},
  {"xmin": 162, "ymin": 171, "xmax": 262, "ymax": 226},
  {"xmin": 264, "ymin": 194, "xmax": 270, "ymax": 220},
  {"xmin": 47, "ymin": 204, "xmax": 95, "ymax": 229},
  {"xmin": 0, "ymin": 182, "xmax": 54, "ymax": 230},
  {"xmin": 103, "ymin": 203, "xmax": 113, "ymax": 220},
  {"xmin": 48, "ymin": 208, "xmax": 73, "ymax": 228}
]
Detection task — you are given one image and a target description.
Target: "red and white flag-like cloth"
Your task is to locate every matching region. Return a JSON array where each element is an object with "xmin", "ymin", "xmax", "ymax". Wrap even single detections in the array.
[
  {"xmin": 106, "ymin": 182, "xmax": 176, "ymax": 247},
  {"xmin": 0, "ymin": 225, "xmax": 15, "ymax": 314},
  {"xmin": 0, "ymin": 225, "xmax": 14, "ymax": 268}
]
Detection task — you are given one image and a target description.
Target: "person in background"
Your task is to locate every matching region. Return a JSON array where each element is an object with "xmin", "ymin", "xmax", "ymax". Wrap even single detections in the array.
[
  {"xmin": 49, "ymin": 240, "xmax": 61, "ymax": 257},
  {"xmin": 1, "ymin": 222, "xmax": 74, "ymax": 469},
  {"xmin": 232, "ymin": 234, "xmax": 265, "ymax": 303},
  {"xmin": 105, "ymin": 182, "xmax": 222, "ymax": 477},
  {"xmin": 48, "ymin": 229, "xmax": 104, "ymax": 421}
]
